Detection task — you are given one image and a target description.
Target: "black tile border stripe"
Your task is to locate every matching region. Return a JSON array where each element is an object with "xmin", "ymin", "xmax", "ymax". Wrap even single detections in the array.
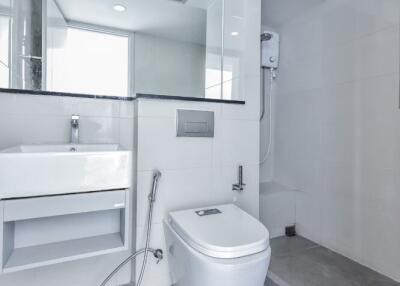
[
  {"xmin": 0, "ymin": 88, "xmax": 246, "ymax": 105},
  {"xmin": 0, "ymin": 88, "xmax": 134, "ymax": 101},
  {"xmin": 135, "ymin": 93, "xmax": 245, "ymax": 105}
]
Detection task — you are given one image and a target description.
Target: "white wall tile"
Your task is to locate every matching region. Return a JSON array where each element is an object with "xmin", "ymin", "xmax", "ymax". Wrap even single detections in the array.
[
  {"xmin": 259, "ymin": 182, "xmax": 296, "ymax": 238},
  {"xmin": 357, "ymin": 168, "xmax": 400, "ymax": 280},
  {"xmin": 119, "ymin": 117, "xmax": 135, "ymax": 150},
  {"xmin": 79, "ymin": 116, "xmax": 120, "ymax": 144},
  {"xmin": 0, "ymin": 114, "xmax": 70, "ymax": 149},
  {"xmin": 0, "ymin": 93, "xmax": 20, "ymax": 115},
  {"xmin": 355, "ymin": 0, "xmax": 400, "ymax": 37},
  {"xmin": 137, "ymin": 116, "xmax": 214, "ymax": 171},
  {"xmin": 218, "ymin": 119, "xmax": 260, "ymax": 166},
  {"xmin": 137, "ymin": 99, "xmax": 221, "ymax": 119},
  {"xmin": 136, "ymin": 167, "xmax": 225, "ymax": 228},
  {"xmin": 355, "ymin": 25, "xmax": 399, "ymax": 79},
  {"xmin": 135, "ymin": 224, "xmax": 171, "ymax": 286},
  {"xmin": 294, "ymin": 190, "xmax": 322, "ymax": 243},
  {"xmin": 226, "ymin": 164, "xmax": 260, "ymax": 218},
  {"xmin": 60, "ymin": 97, "xmax": 121, "ymax": 118},
  {"xmin": 119, "ymin": 101, "xmax": 135, "ymax": 119}
]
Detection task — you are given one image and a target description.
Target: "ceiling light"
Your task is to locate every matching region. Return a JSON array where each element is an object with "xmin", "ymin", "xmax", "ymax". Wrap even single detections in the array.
[
  {"xmin": 231, "ymin": 32, "xmax": 239, "ymax": 36},
  {"xmin": 113, "ymin": 4, "xmax": 126, "ymax": 12}
]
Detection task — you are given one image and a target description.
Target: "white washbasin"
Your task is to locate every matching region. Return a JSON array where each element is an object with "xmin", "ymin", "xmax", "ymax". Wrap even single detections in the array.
[{"xmin": 0, "ymin": 144, "xmax": 132, "ymax": 199}]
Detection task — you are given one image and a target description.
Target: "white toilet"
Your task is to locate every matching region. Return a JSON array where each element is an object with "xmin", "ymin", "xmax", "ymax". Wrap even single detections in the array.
[{"xmin": 164, "ymin": 204, "xmax": 271, "ymax": 286}]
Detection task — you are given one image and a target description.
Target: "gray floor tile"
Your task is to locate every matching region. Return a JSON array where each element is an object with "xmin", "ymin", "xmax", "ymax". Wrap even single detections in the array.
[
  {"xmin": 270, "ymin": 236, "xmax": 318, "ymax": 257},
  {"xmin": 268, "ymin": 236, "xmax": 399, "ymax": 286}
]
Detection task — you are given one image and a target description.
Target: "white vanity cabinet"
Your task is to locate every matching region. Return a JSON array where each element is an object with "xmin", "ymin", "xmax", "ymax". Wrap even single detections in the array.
[{"xmin": 0, "ymin": 189, "xmax": 130, "ymax": 273}]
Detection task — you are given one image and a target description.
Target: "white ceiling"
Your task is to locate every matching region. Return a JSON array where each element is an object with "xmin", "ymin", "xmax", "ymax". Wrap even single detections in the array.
[
  {"xmin": 262, "ymin": 0, "xmax": 325, "ymax": 28},
  {"xmin": 56, "ymin": 0, "xmax": 208, "ymax": 44}
]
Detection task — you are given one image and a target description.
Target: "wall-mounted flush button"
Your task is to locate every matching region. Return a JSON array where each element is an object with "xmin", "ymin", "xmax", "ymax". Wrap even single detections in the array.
[{"xmin": 176, "ymin": 110, "xmax": 214, "ymax": 138}]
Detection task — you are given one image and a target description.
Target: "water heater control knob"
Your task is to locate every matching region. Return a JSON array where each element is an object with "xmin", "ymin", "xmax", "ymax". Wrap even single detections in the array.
[{"xmin": 269, "ymin": 56, "xmax": 276, "ymax": 63}]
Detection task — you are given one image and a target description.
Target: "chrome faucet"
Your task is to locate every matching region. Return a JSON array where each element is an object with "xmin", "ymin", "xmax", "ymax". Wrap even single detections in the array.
[
  {"xmin": 70, "ymin": 115, "xmax": 80, "ymax": 144},
  {"xmin": 232, "ymin": 165, "xmax": 246, "ymax": 192}
]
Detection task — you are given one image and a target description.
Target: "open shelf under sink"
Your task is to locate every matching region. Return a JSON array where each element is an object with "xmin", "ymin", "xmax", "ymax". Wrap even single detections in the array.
[
  {"xmin": 4, "ymin": 233, "xmax": 124, "ymax": 273},
  {"xmin": 0, "ymin": 190, "xmax": 130, "ymax": 273}
]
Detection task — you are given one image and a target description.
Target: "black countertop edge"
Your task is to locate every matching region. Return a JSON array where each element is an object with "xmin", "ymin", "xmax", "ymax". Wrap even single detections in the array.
[
  {"xmin": 0, "ymin": 88, "xmax": 246, "ymax": 104},
  {"xmin": 135, "ymin": 93, "xmax": 246, "ymax": 105},
  {"xmin": 0, "ymin": 88, "xmax": 135, "ymax": 101}
]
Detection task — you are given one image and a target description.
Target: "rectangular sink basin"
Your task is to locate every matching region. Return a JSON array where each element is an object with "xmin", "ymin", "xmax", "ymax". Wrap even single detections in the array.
[{"xmin": 0, "ymin": 144, "xmax": 132, "ymax": 199}]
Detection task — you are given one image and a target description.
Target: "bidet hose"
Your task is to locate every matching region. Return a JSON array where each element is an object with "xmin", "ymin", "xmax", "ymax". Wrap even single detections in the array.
[
  {"xmin": 100, "ymin": 171, "xmax": 162, "ymax": 286},
  {"xmin": 100, "ymin": 249, "xmax": 147, "ymax": 286},
  {"xmin": 136, "ymin": 184, "xmax": 156, "ymax": 285},
  {"xmin": 260, "ymin": 68, "xmax": 275, "ymax": 165}
]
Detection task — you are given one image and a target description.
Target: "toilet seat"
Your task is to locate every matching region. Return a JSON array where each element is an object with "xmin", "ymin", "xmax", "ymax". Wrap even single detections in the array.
[{"xmin": 168, "ymin": 204, "xmax": 270, "ymax": 259}]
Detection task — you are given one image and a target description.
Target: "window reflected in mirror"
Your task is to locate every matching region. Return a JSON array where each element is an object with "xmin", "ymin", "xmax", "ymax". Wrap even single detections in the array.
[{"xmin": 47, "ymin": 27, "xmax": 129, "ymax": 96}]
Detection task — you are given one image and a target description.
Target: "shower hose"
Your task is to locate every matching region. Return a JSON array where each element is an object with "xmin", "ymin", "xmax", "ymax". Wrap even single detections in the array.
[
  {"xmin": 260, "ymin": 67, "xmax": 276, "ymax": 165},
  {"xmin": 100, "ymin": 170, "xmax": 163, "ymax": 286}
]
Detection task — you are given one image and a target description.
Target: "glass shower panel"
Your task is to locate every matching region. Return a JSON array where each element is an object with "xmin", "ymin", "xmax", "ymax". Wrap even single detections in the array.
[
  {"xmin": 205, "ymin": 0, "xmax": 223, "ymax": 99},
  {"xmin": 222, "ymin": 0, "xmax": 245, "ymax": 101}
]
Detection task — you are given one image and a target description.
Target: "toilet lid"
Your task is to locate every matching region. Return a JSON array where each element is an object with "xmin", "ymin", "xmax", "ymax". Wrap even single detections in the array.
[{"xmin": 168, "ymin": 204, "xmax": 270, "ymax": 259}]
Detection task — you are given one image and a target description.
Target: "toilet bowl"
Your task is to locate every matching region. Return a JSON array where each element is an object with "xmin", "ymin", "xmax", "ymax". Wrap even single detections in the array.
[{"xmin": 164, "ymin": 204, "xmax": 271, "ymax": 286}]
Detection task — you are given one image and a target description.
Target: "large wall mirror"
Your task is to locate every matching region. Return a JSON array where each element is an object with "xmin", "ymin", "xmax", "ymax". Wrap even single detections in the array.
[{"xmin": 0, "ymin": 0, "xmax": 242, "ymax": 101}]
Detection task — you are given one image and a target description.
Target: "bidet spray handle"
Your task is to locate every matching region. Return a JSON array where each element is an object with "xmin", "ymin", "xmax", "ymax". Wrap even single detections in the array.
[{"xmin": 149, "ymin": 170, "xmax": 162, "ymax": 202}]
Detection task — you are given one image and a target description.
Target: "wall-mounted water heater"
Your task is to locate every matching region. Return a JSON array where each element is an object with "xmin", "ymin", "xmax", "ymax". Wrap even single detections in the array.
[
  {"xmin": 261, "ymin": 31, "xmax": 280, "ymax": 69},
  {"xmin": 260, "ymin": 31, "xmax": 280, "ymax": 164}
]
